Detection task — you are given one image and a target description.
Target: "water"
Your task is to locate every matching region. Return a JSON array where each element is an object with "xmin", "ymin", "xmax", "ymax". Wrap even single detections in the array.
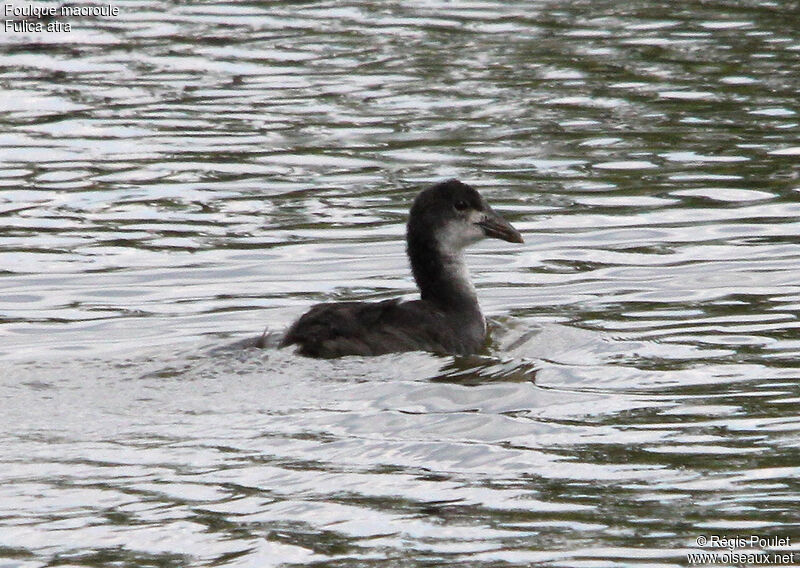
[{"xmin": 1, "ymin": 1, "xmax": 799, "ymax": 566}]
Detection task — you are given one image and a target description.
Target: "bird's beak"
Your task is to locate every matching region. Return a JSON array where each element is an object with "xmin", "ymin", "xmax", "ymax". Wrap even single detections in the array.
[{"xmin": 477, "ymin": 208, "xmax": 524, "ymax": 244}]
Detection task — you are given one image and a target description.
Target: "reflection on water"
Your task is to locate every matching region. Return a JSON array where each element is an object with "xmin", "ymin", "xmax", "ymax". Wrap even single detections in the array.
[{"xmin": 1, "ymin": 0, "xmax": 799, "ymax": 566}]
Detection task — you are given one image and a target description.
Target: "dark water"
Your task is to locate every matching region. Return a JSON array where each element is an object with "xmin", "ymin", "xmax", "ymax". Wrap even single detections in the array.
[{"xmin": 2, "ymin": 1, "xmax": 799, "ymax": 566}]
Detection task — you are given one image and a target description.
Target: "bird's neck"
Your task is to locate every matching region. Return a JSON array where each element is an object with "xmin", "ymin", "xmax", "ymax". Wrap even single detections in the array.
[{"xmin": 408, "ymin": 238, "xmax": 481, "ymax": 315}]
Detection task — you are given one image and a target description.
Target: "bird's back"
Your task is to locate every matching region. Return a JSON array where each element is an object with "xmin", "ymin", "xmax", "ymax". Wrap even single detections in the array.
[{"xmin": 280, "ymin": 298, "xmax": 485, "ymax": 358}]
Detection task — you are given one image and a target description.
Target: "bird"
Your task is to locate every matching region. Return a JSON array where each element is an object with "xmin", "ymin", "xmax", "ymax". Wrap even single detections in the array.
[{"xmin": 280, "ymin": 179, "xmax": 523, "ymax": 358}]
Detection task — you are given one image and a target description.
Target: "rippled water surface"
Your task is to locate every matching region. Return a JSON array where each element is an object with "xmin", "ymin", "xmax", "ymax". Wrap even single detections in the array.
[{"xmin": 2, "ymin": 1, "xmax": 799, "ymax": 566}]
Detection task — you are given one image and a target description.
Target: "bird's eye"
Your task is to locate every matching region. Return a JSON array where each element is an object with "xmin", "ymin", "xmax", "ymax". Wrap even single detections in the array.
[{"xmin": 454, "ymin": 200, "xmax": 470, "ymax": 211}]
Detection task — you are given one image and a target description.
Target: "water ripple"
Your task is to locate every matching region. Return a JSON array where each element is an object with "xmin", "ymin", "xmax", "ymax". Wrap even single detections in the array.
[{"xmin": 1, "ymin": 0, "xmax": 799, "ymax": 566}]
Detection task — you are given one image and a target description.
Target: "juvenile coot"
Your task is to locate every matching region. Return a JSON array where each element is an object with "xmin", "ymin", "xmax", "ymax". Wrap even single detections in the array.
[{"xmin": 281, "ymin": 179, "xmax": 523, "ymax": 358}]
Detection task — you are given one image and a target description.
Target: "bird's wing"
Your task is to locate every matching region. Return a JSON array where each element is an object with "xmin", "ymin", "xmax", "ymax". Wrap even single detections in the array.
[{"xmin": 281, "ymin": 299, "xmax": 458, "ymax": 357}]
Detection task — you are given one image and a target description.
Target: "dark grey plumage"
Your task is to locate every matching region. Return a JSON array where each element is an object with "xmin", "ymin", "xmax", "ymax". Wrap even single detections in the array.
[{"xmin": 280, "ymin": 179, "xmax": 523, "ymax": 358}]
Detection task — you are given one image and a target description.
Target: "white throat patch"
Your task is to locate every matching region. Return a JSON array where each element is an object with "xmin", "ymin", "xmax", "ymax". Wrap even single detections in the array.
[{"xmin": 434, "ymin": 210, "xmax": 485, "ymax": 299}]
